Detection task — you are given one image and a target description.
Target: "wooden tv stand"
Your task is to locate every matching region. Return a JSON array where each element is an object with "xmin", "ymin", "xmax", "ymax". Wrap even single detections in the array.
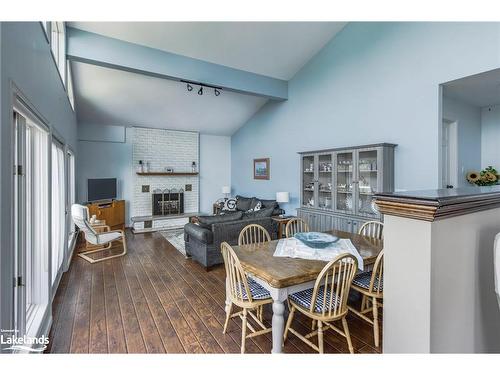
[{"xmin": 87, "ymin": 200, "xmax": 125, "ymax": 231}]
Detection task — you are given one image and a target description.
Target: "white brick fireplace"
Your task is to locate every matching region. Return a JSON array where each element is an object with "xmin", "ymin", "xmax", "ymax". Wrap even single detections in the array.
[{"xmin": 131, "ymin": 127, "xmax": 199, "ymax": 232}]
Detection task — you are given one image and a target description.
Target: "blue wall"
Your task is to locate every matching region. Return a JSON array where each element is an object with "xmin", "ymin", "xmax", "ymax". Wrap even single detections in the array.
[
  {"xmin": 481, "ymin": 104, "xmax": 500, "ymax": 169},
  {"xmin": 231, "ymin": 22, "xmax": 500, "ymax": 214},
  {"xmin": 77, "ymin": 124, "xmax": 133, "ymax": 223},
  {"xmin": 200, "ymin": 134, "xmax": 231, "ymax": 214},
  {"xmin": 442, "ymin": 96, "xmax": 482, "ymax": 187}
]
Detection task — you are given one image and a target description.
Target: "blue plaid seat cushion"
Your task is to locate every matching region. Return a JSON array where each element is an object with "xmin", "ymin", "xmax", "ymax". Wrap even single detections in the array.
[
  {"xmin": 241, "ymin": 278, "xmax": 271, "ymax": 300},
  {"xmin": 289, "ymin": 286, "xmax": 340, "ymax": 313},
  {"xmin": 352, "ymin": 271, "xmax": 383, "ymax": 291}
]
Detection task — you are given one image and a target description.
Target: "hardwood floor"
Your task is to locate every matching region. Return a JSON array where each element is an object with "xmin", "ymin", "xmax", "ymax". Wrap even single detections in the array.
[{"xmin": 47, "ymin": 230, "xmax": 382, "ymax": 354}]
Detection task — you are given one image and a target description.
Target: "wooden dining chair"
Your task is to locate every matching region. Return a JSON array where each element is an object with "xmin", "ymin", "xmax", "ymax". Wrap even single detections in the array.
[
  {"xmin": 285, "ymin": 218, "xmax": 310, "ymax": 238},
  {"xmin": 238, "ymin": 224, "xmax": 271, "ymax": 246},
  {"xmin": 221, "ymin": 242, "xmax": 273, "ymax": 353},
  {"xmin": 283, "ymin": 254, "xmax": 358, "ymax": 353},
  {"xmin": 238, "ymin": 224, "xmax": 271, "ymax": 321},
  {"xmin": 348, "ymin": 249, "xmax": 384, "ymax": 347},
  {"xmin": 358, "ymin": 220, "xmax": 384, "ymax": 240}
]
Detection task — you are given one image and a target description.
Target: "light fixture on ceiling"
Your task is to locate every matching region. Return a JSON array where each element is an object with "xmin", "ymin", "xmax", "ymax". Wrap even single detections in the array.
[{"xmin": 182, "ymin": 80, "xmax": 222, "ymax": 97}]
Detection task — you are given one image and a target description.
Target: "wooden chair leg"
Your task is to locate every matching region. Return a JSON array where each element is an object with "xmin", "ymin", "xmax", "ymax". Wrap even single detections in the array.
[
  {"xmin": 283, "ymin": 305, "xmax": 295, "ymax": 343},
  {"xmin": 342, "ymin": 317, "xmax": 354, "ymax": 354},
  {"xmin": 241, "ymin": 308, "xmax": 247, "ymax": 354},
  {"xmin": 372, "ymin": 297, "xmax": 379, "ymax": 347},
  {"xmin": 361, "ymin": 295, "xmax": 367, "ymax": 310},
  {"xmin": 317, "ymin": 320, "xmax": 324, "ymax": 354},
  {"xmin": 311, "ymin": 319, "xmax": 316, "ymax": 331},
  {"xmin": 223, "ymin": 302, "xmax": 233, "ymax": 334}
]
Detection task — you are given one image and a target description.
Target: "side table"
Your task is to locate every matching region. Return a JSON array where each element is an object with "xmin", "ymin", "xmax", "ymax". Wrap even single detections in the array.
[{"xmin": 271, "ymin": 216, "xmax": 297, "ymax": 239}]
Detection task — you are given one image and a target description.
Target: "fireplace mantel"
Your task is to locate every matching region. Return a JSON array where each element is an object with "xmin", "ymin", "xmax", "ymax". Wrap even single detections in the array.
[{"xmin": 136, "ymin": 172, "xmax": 199, "ymax": 176}]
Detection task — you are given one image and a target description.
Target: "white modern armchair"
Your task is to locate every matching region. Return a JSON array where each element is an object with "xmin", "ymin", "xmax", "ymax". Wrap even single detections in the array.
[{"xmin": 71, "ymin": 204, "xmax": 127, "ymax": 264}]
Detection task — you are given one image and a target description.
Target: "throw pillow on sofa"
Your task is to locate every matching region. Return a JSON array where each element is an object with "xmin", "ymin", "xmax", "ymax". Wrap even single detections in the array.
[
  {"xmin": 221, "ymin": 198, "xmax": 237, "ymax": 211},
  {"xmin": 235, "ymin": 195, "xmax": 254, "ymax": 211},
  {"xmin": 260, "ymin": 199, "xmax": 278, "ymax": 209},
  {"xmin": 242, "ymin": 206, "xmax": 274, "ymax": 219},
  {"xmin": 198, "ymin": 211, "xmax": 243, "ymax": 229},
  {"xmin": 246, "ymin": 199, "xmax": 262, "ymax": 212}
]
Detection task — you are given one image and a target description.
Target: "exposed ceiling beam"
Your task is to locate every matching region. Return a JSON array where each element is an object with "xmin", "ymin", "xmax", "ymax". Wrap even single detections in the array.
[{"xmin": 66, "ymin": 27, "xmax": 288, "ymax": 101}]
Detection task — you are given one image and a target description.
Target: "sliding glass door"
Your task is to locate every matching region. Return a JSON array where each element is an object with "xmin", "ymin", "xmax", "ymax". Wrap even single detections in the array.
[
  {"xmin": 51, "ymin": 140, "xmax": 66, "ymax": 286},
  {"xmin": 13, "ymin": 100, "xmax": 76, "ymax": 340},
  {"xmin": 13, "ymin": 108, "xmax": 50, "ymax": 337}
]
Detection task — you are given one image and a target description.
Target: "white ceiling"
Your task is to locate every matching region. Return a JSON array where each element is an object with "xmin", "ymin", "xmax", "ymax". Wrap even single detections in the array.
[
  {"xmin": 69, "ymin": 22, "xmax": 346, "ymax": 80},
  {"xmin": 443, "ymin": 68, "xmax": 500, "ymax": 107},
  {"xmin": 72, "ymin": 61, "xmax": 268, "ymax": 135}
]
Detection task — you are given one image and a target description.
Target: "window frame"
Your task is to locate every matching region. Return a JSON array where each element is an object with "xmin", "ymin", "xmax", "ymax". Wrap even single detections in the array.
[
  {"xmin": 50, "ymin": 136, "xmax": 67, "ymax": 289},
  {"xmin": 43, "ymin": 21, "xmax": 75, "ymax": 112},
  {"xmin": 50, "ymin": 22, "xmax": 67, "ymax": 87}
]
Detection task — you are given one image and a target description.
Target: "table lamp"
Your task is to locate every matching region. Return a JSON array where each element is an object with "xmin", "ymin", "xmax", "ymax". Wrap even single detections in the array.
[
  {"xmin": 222, "ymin": 186, "xmax": 231, "ymax": 200},
  {"xmin": 276, "ymin": 192, "xmax": 289, "ymax": 217}
]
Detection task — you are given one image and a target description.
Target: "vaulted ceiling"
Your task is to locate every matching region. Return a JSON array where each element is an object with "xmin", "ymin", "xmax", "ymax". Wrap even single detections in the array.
[{"xmin": 69, "ymin": 22, "xmax": 346, "ymax": 135}]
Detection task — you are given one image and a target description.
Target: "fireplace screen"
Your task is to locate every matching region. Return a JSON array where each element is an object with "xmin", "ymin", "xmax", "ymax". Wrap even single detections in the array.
[{"xmin": 152, "ymin": 188, "xmax": 184, "ymax": 216}]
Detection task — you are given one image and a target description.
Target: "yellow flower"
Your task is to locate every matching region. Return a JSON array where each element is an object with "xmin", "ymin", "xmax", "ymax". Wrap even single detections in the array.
[
  {"xmin": 467, "ymin": 172, "xmax": 480, "ymax": 183},
  {"xmin": 484, "ymin": 172, "xmax": 497, "ymax": 182}
]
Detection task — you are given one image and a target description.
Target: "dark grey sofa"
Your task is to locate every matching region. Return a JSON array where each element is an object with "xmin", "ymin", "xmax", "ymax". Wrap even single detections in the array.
[{"xmin": 184, "ymin": 196, "xmax": 283, "ymax": 269}]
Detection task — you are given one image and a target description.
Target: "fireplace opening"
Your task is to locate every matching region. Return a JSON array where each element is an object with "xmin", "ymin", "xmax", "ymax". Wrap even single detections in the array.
[{"xmin": 152, "ymin": 189, "xmax": 184, "ymax": 216}]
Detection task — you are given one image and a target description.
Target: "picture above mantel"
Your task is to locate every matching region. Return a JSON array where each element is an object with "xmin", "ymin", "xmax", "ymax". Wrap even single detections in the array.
[{"xmin": 136, "ymin": 172, "xmax": 199, "ymax": 176}]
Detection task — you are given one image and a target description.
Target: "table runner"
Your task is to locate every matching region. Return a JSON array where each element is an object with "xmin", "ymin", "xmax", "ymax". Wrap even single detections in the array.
[{"xmin": 273, "ymin": 237, "xmax": 364, "ymax": 270}]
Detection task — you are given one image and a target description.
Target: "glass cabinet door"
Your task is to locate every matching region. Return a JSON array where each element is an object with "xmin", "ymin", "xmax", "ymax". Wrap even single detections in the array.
[
  {"xmin": 335, "ymin": 152, "xmax": 354, "ymax": 213},
  {"xmin": 317, "ymin": 153, "xmax": 333, "ymax": 210},
  {"xmin": 302, "ymin": 155, "xmax": 315, "ymax": 208},
  {"xmin": 357, "ymin": 149, "xmax": 379, "ymax": 217}
]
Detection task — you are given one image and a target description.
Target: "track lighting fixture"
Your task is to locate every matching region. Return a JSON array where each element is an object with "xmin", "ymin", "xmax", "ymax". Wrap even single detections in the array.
[{"xmin": 182, "ymin": 80, "xmax": 221, "ymax": 97}]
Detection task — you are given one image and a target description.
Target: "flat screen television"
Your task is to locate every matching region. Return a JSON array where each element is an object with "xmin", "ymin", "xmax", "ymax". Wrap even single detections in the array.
[{"xmin": 87, "ymin": 178, "xmax": 117, "ymax": 202}]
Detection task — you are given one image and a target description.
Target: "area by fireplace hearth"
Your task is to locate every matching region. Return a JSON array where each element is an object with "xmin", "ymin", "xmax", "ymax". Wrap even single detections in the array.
[{"xmin": 152, "ymin": 188, "xmax": 184, "ymax": 216}]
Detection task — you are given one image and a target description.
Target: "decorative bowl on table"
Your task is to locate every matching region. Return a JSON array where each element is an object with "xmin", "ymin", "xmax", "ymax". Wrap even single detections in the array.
[{"xmin": 294, "ymin": 232, "xmax": 340, "ymax": 248}]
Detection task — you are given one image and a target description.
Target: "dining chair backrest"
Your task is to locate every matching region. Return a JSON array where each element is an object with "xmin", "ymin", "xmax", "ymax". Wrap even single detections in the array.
[
  {"xmin": 311, "ymin": 254, "xmax": 358, "ymax": 318},
  {"xmin": 369, "ymin": 249, "xmax": 384, "ymax": 296},
  {"xmin": 71, "ymin": 204, "xmax": 98, "ymax": 244},
  {"xmin": 358, "ymin": 220, "xmax": 384, "ymax": 240},
  {"xmin": 221, "ymin": 242, "xmax": 254, "ymax": 304},
  {"xmin": 238, "ymin": 224, "xmax": 271, "ymax": 246},
  {"xmin": 285, "ymin": 218, "xmax": 310, "ymax": 238}
]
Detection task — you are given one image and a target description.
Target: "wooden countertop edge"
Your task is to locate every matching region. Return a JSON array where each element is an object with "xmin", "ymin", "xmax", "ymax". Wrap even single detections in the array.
[{"xmin": 374, "ymin": 192, "xmax": 500, "ymax": 222}]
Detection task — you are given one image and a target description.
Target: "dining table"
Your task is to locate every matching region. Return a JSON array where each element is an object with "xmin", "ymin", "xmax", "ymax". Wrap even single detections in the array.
[{"xmin": 229, "ymin": 229, "xmax": 383, "ymax": 353}]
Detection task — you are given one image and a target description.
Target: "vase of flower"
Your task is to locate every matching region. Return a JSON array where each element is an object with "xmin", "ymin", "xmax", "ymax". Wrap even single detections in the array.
[{"xmin": 467, "ymin": 166, "xmax": 499, "ymax": 186}]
